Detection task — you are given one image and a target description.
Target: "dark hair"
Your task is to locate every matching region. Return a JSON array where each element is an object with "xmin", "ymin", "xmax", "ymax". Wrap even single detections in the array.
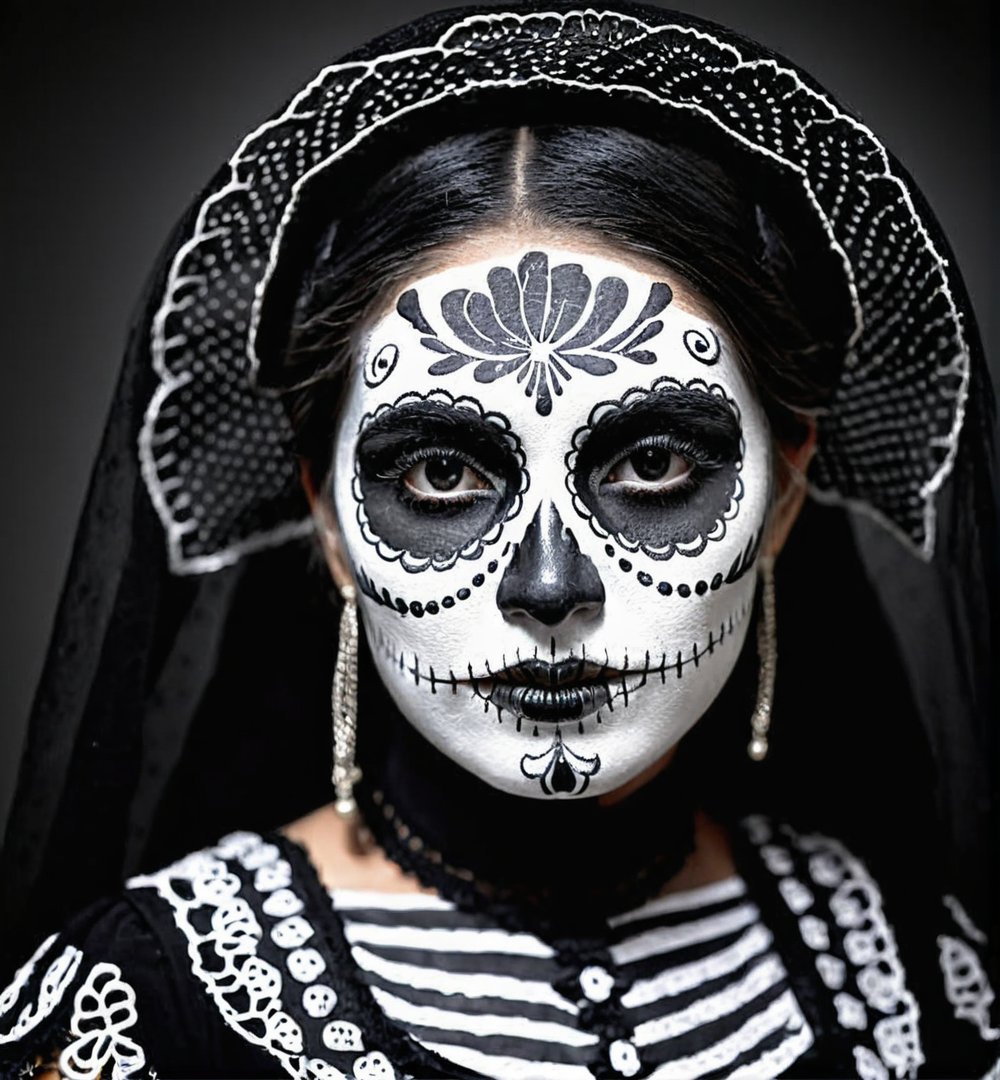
[{"xmin": 282, "ymin": 125, "xmax": 840, "ymax": 483}]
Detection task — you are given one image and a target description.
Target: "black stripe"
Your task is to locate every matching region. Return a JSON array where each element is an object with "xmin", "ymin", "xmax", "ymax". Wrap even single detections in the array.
[
  {"xmin": 360, "ymin": 969, "xmax": 578, "ymax": 1026},
  {"xmin": 638, "ymin": 977, "xmax": 791, "ymax": 1064},
  {"xmin": 608, "ymin": 895, "xmax": 750, "ymax": 943},
  {"xmin": 336, "ymin": 906, "xmax": 492, "ymax": 931},
  {"xmin": 700, "ymin": 1018, "xmax": 809, "ymax": 1078},
  {"xmin": 407, "ymin": 1025, "xmax": 598, "ymax": 1064},
  {"xmin": 625, "ymin": 950, "xmax": 780, "ymax": 1027},
  {"xmin": 348, "ymin": 942, "xmax": 558, "ymax": 979},
  {"xmin": 616, "ymin": 924, "xmax": 751, "ymax": 980}
]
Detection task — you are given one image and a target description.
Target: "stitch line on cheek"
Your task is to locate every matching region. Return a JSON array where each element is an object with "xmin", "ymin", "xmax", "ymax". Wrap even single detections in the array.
[{"xmin": 368, "ymin": 597, "xmax": 752, "ymax": 726}]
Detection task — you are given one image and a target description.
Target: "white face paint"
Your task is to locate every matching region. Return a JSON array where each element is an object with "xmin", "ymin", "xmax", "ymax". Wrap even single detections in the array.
[{"xmin": 331, "ymin": 247, "xmax": 772, "ymax": 799}]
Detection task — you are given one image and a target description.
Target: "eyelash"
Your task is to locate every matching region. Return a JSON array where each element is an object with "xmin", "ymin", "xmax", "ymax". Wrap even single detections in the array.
[
  {"xmin": 383, "ymin": 447, "xmax": 496, "ymax": 509},
  {"xmin": 599, "ymin": 435, "xmax": 706, "ymax": 496}
]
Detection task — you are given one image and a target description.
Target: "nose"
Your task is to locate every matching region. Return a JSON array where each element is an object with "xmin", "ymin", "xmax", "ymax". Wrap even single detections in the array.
[{"xmin": 497, "ymin": 502, "xmax": 605, "ymax": 627}]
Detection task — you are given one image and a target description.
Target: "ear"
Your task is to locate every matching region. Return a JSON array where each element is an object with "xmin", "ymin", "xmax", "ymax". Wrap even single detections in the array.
[
  {"xmin": 300, "ymin": 461, "xmax": 356, "ymax": 594},
  {"xmin": 764, "ymin": 417, "xmax": 818, "ymax": 559}
]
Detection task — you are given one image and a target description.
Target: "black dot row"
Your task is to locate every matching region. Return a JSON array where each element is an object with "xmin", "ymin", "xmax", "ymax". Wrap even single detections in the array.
[
  {"xmin": 603, "ymin": 544, "xmax": 724, "ymax": 598},
  {"xmin": 386, "ymin": 560, "xmax": 500, "ymax": 618}
]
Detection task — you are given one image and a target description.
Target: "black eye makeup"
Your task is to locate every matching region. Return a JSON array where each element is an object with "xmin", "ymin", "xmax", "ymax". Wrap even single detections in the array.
[
  {"xmin": 354, "ymin": 398, "xmax": 526, "ymax": 562},
  {"xmin": 568, "ymin": 382, "xmax": 744, "ymax": 559}
]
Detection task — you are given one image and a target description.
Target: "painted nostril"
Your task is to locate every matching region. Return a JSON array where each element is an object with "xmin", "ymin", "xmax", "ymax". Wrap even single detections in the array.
[{"xmin": 497, "ymin": 503, "xmax": 605, "ymax": 626}]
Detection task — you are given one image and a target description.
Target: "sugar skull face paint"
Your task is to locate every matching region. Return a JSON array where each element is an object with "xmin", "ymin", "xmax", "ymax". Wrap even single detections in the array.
[{"xmin": 330, "ymin": 247, "xmax": 772, "ymax": 799}]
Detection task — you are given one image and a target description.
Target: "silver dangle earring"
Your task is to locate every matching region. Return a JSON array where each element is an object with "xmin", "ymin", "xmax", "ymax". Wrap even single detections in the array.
[
  {"xmin": 748, "ymin": 555, "xmax": 777, "ymax": 762},
  {"xmin": 331, "ymin": 583, "xmax": 362, "ymax": 817}
]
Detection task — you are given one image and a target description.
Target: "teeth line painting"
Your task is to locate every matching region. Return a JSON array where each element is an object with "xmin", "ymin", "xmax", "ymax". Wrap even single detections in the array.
[{"xmin": 365, "ymin": 597, "xmax": 751, "ymax": 732}]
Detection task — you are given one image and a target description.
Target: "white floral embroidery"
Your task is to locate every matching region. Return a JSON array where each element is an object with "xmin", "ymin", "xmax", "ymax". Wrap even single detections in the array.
[
  {"xmin": 854, "ymin": 1044, "xmax": 890, "ymax": 1080},
  {"xmin": 753, "ymin": 821, "xmax": 925, "ymax": 1080},
  {"xmin": 816, "ymin": 952, "xmax": 846, "ymax": 991},
  {"xmin": 943, "ymin": 894, "xmax": 988, "ymax": 945},
  {"xmin": 835, "ymin": 991, "xmax": 868, "ymax": 1030},
  {"xmin": 938, "ymin": 934, "xmax": 1000, "ymax": 1041},
  {"xmin": 778, "ymin": 877, "xmax": 815, "ymax": 915},
  {"xmin": 872, "ymin": 1011, "xmax": 923, "ymax": 1080},
  {"xmin": 759, "ymin": 844, "xmax": 794, "ymax": 876},
  {"xmin": 323, "ymin": 1019, "xmax": 365, "ymax": 1052},
  {"xmin": 0, "ymin": 933, "xmax": 83, "ymax": 1044},
  {"xmin": 353, "ymin": 1050, "xmax": 395, "ymax": 1079},
  {"xmin": 59, "ymin": 962, "xmax": 146, "ymax": 1080},
  {"xmin": 128, "ymin": 832, "xmax": 350, "ymax": 1079},
  {"xmin": 799, "ymin": 915, "xmax": 830, "ymax": 951},
  {"xmin": 303, "ymin": 984, "xmax": 339, "ymax": 1019}
]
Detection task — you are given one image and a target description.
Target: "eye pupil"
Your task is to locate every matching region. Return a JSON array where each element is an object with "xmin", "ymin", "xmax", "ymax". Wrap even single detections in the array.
[
  {"xmin": 424, "ymin": 455, "xmax": 464, "ymax": 491},
  {"xmin": 631, "ymin": 446, "xmax": 672, "ymax": 481}
]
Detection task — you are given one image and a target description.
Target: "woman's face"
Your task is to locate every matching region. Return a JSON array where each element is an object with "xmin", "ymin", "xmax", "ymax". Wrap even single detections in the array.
[{"xmin": 327, "ymin": 235, "xmax": 774, "ymax": 799}]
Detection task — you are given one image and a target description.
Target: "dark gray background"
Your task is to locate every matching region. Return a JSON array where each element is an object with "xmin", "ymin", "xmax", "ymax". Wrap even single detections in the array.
[{"xmin": 0, "ymin": 0, "xmax": 993, "ymax": 840}]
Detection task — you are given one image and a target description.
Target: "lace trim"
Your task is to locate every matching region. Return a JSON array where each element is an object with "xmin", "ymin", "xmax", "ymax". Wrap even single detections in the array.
[
  {"xmin": 938, "ymin": 896, "xmax": 999, "ymax": 1042},
  {"xmin": 140, "ymin": 10, "xmax": 969, "ymax": 573},
  {"xmin": 745, "ymin": 815, "xmax": 925, "ymax": 1080},
  {"xmin": 58, "ymin": 962, "xmax": 147, "ymax": 1080},
  {"xmin": 128, "ymin": 832, "xmax": 398, "ymax": 1080},
  {"xmin": 0, "ymin": 933, "xmax": 82, "ymax": 1045}
]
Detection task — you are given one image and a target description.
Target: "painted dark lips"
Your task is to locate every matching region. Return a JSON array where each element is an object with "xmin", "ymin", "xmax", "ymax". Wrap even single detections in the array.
[{"xmin": 474, "ymin": 657, "xmax": 616, "ymax": 722}]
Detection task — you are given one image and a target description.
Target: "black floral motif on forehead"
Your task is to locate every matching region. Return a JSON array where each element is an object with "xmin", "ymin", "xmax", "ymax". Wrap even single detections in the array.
[{"xmin": 397, "ymin": 251, "xmax": 674, "ymax": 416}]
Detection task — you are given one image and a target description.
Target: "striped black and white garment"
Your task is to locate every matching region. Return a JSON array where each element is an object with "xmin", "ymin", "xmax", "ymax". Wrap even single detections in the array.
[{"xmin": 332, "ymin": 875, "xmax": 814, "ymax": 1079}]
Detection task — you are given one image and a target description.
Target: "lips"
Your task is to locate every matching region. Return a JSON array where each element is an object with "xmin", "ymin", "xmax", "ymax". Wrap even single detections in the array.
[{"xmin": 474, "ymin": 657, "xmax": 615, "ymax": 722}]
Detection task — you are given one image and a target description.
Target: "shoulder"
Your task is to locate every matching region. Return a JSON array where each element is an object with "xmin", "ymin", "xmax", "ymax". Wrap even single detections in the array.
[
  {"xmin": 0, "ymin": 830, "xmax": 317, "ymax": 1078},
  {"xmin": 740, "ymin": 814, "xmax": 999, "ymax": 1080},
  {"xmin": 0, "ymin": 890, "xmax": 168, "ymax": 1077}
]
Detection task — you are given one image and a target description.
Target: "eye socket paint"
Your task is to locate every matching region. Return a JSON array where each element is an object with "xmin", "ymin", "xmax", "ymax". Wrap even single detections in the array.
[
  {"xmin": 351, "ymin": 394, "xmax": 528, "ymax": 566},
  {"xmin": 570, "ymin": 381, "xmax": 745, "ymax": 559},
  {"xmin": 332, "ymin": 247, "xmax": 772, "ymax": 800}
]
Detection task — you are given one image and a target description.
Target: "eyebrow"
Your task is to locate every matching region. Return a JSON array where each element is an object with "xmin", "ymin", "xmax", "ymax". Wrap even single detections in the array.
[
  {"xmin": 356, "ymin": 400, "xmax": 516, "ymax": 465},
  {"xmin": 582, "ymin": 386, "xmax": 743, "ymax": 462}
]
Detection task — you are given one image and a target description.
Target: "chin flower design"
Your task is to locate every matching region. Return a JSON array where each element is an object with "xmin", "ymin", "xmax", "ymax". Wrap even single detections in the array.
[
  {"xmin": 397, "ymin": 251, "xmax": 673, "ymax": 415},
  {"xmin": 520, "ymin": 729, "xmax": 601, "ymax": 796}
]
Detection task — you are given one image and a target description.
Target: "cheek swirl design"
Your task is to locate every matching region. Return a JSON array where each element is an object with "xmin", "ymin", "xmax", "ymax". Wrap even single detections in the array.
[
  {"xmin": 363, "ymin": 343, "xmax": 399, "ymax": 388},
  {"xmin": 683, "ymin": 326, "xmax": 721, "ymax": 364},
  {"xmin": 396, "ymin": 251, "xmax": 673, "ymax": 416}
]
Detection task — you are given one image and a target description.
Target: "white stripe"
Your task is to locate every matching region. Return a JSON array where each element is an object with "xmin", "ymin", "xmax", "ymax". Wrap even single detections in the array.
[
  {"xmin": 647, "ymin": 989, "xmax": 804, "ymax": 1079},
  {"xmin": 342, "ymin": 920, "xmax": 555, "ymax": 957},
  {"xmin": 634, "ymin": 954, "xmax": 787, "ymax": 1046},
  {"xmin": 611, "ymin": 903, "xmax": 758, "ymax": 965},
  {"xmin": 726, "ymin": 1024, "xmax": 814, "ymax": 1079},
  {"xmin": 370, "ymin": 986, "xmax": 598, "ymax": 1047},
  {"xmin": 623, "ymin": 924, "xmax": 774, "ymax": 1008},
  {"xmin": 608, "ymin": 877, "xmax": 747, "ymax": 927},
  {"xmin": 416, "ymin": 1040, "xmax": 597, "ymax": 1080},
  {"xmin": 331, "ymin": 888, "xmax": 455, "ymax": 912},
  {"xmin": 350, "ymin": 944, "xmax": 577, "ymax": 1014}
]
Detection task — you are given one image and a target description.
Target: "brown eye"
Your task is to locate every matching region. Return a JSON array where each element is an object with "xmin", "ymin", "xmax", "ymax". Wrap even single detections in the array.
[
  {"xmin": 604, "ymin": 445, "xmax": 692, "ymax": 490},
  {"xmin": 404, "ymin": 455, "xmax": 492, "ymax": 500}
]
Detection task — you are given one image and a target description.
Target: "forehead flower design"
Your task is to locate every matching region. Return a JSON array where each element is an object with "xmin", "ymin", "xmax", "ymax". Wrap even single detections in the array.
[{"xmin": 396, "ymin": 250, "xmax": 674, "ymax": 416}]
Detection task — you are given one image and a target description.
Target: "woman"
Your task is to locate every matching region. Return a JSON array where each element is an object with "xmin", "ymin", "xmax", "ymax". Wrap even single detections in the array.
[{"xmin": 0, "ymin": 3, "xmax": 996, "ymax": 1078}]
